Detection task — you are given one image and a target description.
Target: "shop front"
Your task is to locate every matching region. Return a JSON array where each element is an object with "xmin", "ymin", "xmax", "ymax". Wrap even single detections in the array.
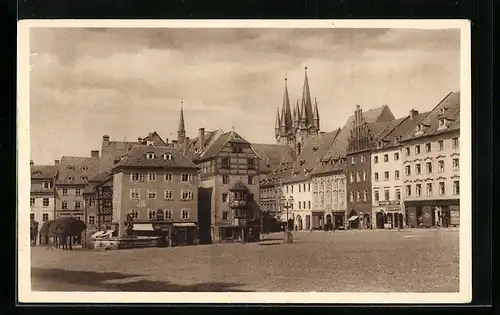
[
  {"xmin": 311, "ymin": 211, "xmax": 324, "ymax": 230},
  {"xmin": 374, "ymin": 201, "xmax": 404, "ymax": 229},
  {"xmin": 132, "ymin": 221, "xmax": 198, "ymax": 246},
  {"xmin": 332, "ymin": 211, "xmax": 346, "ymax": 230},
  {"xmin": 404, "ymin": 199, "xmax": 460, "ymax": 228}
]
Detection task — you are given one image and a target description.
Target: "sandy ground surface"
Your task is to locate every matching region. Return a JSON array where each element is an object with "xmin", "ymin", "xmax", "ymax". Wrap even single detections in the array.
[{"xmin": 30, "ymin": 229, "xmax": 459, "ymax": 292}]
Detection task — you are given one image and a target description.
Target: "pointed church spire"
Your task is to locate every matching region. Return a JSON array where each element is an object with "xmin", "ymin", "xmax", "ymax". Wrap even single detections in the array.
[
  {"xmin": 301, "ymin": 66, "xmax": 314, "ymax": 126},
  {"xmin": 313, "ymin": 97, "xmax": 320, "ymax": 130},
  {"xmin": 275, "ymin": 106, "xmax": 281, "ymax": 138},
  {"xmin": 295, "ymin": 99, "xmax": 301, "ymax": 125},
  {"xmin": 177, "ymin": 100, "xmax": 186, "ymax": 143},
  {"xmin": 282, "ymin": 77, "xmax": 293, "ymax": 134},
  {"xmin": 280, "ymin": 104, "xmax": 287, "ymax": 133}
]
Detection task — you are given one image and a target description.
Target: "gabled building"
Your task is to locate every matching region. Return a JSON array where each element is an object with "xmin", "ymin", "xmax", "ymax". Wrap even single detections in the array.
[
  {"xmin": 55, "ymin": 153, "xmax": 100, "ymax": 220},
  {"xmin": 275, "ymin": 67, "xmax": 321, "ymax": 156},
  {"xmin": 110, "ymin": 145, "xmax": 200, "ymax": 244},
  {"xmin": 30, "ymin": 161, "xmax": 58, "ymax": 223},
  {"xmin": 345, "ymin": 105, "xmax": 396, "ymax": 229},
  {"xmin": 371, "ymin": 110, "xmax": 429, "ymax": 229},
  {"xmin": 399, "ymin": 92, "xmax": 460, "ymax": 228}
]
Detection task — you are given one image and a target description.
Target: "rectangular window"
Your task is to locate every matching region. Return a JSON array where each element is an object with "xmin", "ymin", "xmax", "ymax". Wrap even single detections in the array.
[
  {"xmin": 148, "ymin": 209, "xmax": 156, "ymax": 220},
  {"xmin": 405, "ymin": 147, "xmax": 411, "ymax": 156},
  {"xmin": 350, "ymin": 191, "xmax": 354, "ymax": 202},
  {"xmin": 165, "ymin": 209, "xmax": 172, "ymax": 219},
  {"xmin": 384, "ymin": 171, "xmax": 389, "ymax": 180},
  {"xmin": 426, "ymin": 162, "xmax": 433, "ymax": 173},
  {"xmin": 374, "ymin": 173, "xmax": 379, "ymax": 181},
  {"xmin": 42, "ymin": 213, "xmax": 49, "ymax": 222},
  {"xmin": 182, "ymin": 209, "xmax": 190, "ymax": 219},
  {"xmin": 384, "ymin": 189, "xmax": 390, "ymax": 201},
  {"xmin": 439, "ymin": 182, "xmax": 446, "ymax": 195},
  {"xmin": 453, "ymin": 158, "xmax": 459, "ymax": 171},
  {"xmin": 303, "ymin": 201, "xmax": 306, "ymax": 209},
  {"xmin": 164, "ymin": 173, "xmax": 173, "ymax": 181},
  {"xmin": 222, "ymin": 193, "xmax": 228, "ymax": 203},
  {"xmin": 30, "ymin": 198, "xmax": 35, "ymax": 207},
  {"xmin": 222, "ymin": 211, "xmax": 229, "ymax": 221},
  {"xmin": 43, "ymin": 182, "xmax": 50, "ymax": 189},
  {"xmin": 303, "ymin": 184, "xmax": 306, "ymax": 192},
  {"xmin": 415, "ymin": 145, "xmax": 421, "ymax": 155},
  {"xmin": 425, "ymin": 143, "xmax": 432, "ymax": 152},
  {"xmin": 396, "ymin": 189, "xmax": 401, "ymax": 200},
  {"xmin": 416, "ymin": 184, "xmax": 422, "ymax": 196},
  {"xmin": 363, "ymin": 171, "xmax": 367, "ymax": 181},
  {"xmin": 62, "ymin": 189, "xmax": 68, "ymax": 196},
  {"xmin": 248, "ymin": 158, "xmax": 255, "ymax": 169},
  {"xmin": 308, "ymin": 183, "xmax": 311, "ymax": 192},
  {"xmin": 415, "ymin": 163, "xmax": 421, "ymax": 175},
  {"xmin": 406, "ymin": 185, "xmax": 412, "ymax": 196},
  {"xmin": 62, "ymin": 201, "xmax": 68, "ymax": 210},
  {"xmin": 438, "ymin": 160, "xmax": 445, "ymax": 172},
  {"xmin": 363, "ymin": 190, "xmax": 368, "ymax": 202},
  {"xmin": 373, "ymin": 156, "xmax": 378, "ymax": 164},
  {"xmin": 75, "ymin": 201, "xmax": 81, "ymax": 209},
  {"xmin": 248, "ymin": 176, "xmax": 254, "ymax": 185},
  {"xmin": 291, "ymin": 186, "xmax": 293, "ymax": 193},
  {"xmin": 131, "ymin": 173, "xmax": 145, "ymax": 182},
  {"xmin": 384, "ymin": 154, "xmax": 389, "ymax": 162},
  {"xmin": 30, "ymin": 213, "xmax": 35, "ymax": 220},
  {"xmin": 356, "ymin": 172, "xmax": 361, "ymax": 182},
  {"xmin": 181, "ymin": 174, "xmax": 191, "ymax": 182},
  {"xmin": 88, "ymin": 215, "xmax": 95, "ymax": 225},
  {"xmin": 222, "ymin": 175, "xmax": 229, "ymax": 184},
  {"xmin": 395, "ymin": 170, "xmax": 400, "ymax": 180},
  {"xmin": 298, "ymin": 202, "xmax": 301, "ymax": 210},
  {"xmin": 394, "ymin": 152, "xmax": 399, "ymax": 161},
  {"xmin": 350, "ymin": 173, "xmax": 354, "ymax": 183},
  {"xmin": 42, "ymin": 198, "xmax": 49, "ymax": 207},
  {"xmin": 426, "ymin": 183, "xmax": 433, "ymax": 196},
  {"xmin": 130, "ymin": 189, "xmax": 140, "ymax": 200},
  {"xmin": 438, "ymin": 140, "xmax": 444, "ymax": 151},
  {"xmin": 356, "ymin": 191, "xmax": 361, "ymax": 202},
  {"xmin": 452, "ymin": 137, "xmax": 459, "ymax": 149},
  {"xmin": 360, "ymin": 155, "xmax": 365, "ymax": 163},
  {"xmin": 181, "ymin": 190, "xmax": 193, "ymax": 200},
  {"xmin": 374, "ymin": 190, "xmax": 379, "ymax": 201},
  {"xmin": 351, "ymin": 156, "xmax": 356, "ymax": 164},
  {"xmin": 405, "ymin": 165, "xmax": 411, "ymax": 176},
  {"xmin": 286, "ymin": 186, "xmax": 289, "ymax": 194},
  {"xmin": 308, "ymin": 201, "xmax": 311, "ymax": 209},
  {"xmin": 453, "ymin": 181, "xmax": 460, "ymax": 195},
  {"xmin": 148, "ymin": 190, "xmax": 157, "ymax": 199},
  {"xmin": 299, "ymin": 185, "xmax": 301, "ymax": 193},
  {"xmin": 75, "ymin": 189, "xmax": 81, "ymax": 196},
  {"xmin": 221, "ymin": 157, "xmax": 230, "ymax": 168},
  {"xmin": 164, "ymin": 190, "xmax": 173, "ymax": 200}
]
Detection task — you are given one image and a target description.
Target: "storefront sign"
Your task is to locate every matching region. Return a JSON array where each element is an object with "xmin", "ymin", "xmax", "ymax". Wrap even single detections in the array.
[{"xmin": 378, "ymin": 200, "xmax": 401, "ymax": 206}]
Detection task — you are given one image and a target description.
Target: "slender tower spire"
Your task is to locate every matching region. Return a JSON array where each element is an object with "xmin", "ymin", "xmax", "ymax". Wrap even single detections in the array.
[
  {"xmin": 294, "ymin": 99, "xmax": 301, "ymax": 127},
  {"xmin": 282, "ymin": 78, "xmax": 293, "ymax": 134},
  {"xmin": 177, "ymin": 99, "xmax": 186, "ymax": 144},
  {"xmin": 275, "ymin": 106, "xmax": 281, "ymax": 138},
  {"xmin": 313, "ymin": 97, "xmax": 320, "ymax": 131},
  {"xmin": 301, "ymin": 66, "xmax": 314, "ymax": 126},
  {"xmin": 280, "ymin": 104, "xmax": 287, "ymax": 135}
]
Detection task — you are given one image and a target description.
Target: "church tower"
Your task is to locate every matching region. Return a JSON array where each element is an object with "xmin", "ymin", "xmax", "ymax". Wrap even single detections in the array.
[
  {"xmin": 274, "ymin": 67, "xmax": 320, "ymax": 156},
  {"xmin": 177, "ymin": 101, "xmax": 186, "ymax": 144}
]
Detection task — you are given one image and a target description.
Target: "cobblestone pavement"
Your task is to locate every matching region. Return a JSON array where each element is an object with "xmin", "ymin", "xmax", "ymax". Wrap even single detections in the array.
[{"xmin": 30, "ymin": 229, "xmax": 459, "ymax": 292}]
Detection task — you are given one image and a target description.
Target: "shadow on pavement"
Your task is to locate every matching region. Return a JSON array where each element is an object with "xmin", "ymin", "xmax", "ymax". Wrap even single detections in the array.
[{"xmin": 31, "ymin": 267, "xmax": 254, "ymax": 292}]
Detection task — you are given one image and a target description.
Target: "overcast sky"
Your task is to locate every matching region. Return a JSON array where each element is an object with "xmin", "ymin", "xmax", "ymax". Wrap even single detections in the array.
[{"xmin": 29, "ymin": 27, "xmax": 460, "ymax": 165}]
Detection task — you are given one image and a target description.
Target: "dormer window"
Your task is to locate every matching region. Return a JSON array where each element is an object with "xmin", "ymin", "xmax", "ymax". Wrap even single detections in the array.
[
  {"xmin": 394, "ymin": 136, "xmax": 401, "ymax": 144},
  {"xmin": 67, "ymin": 176, "xmax": 73, "ymax": 181},
  {"xmin": 146, "ymin": 152, "xmax": 155, "ymax": 159},
  {"xmin": 147, "ymin": 140, "xmax": 154, "ymax": 146},
  {"xmin": 67, "ymin": 166, "xmax": 75, "ymax": 171},
  {"xmin": 438, "ymin": 118, "xmax": 449, "ymax": 131},
  {"xmin": 300, "ymin": 160, "xmax": 305, "ymax": 166},
  {"xmin": 81, "ymin": 176, "xmax": 88, "ymax": 181},
  {"xmin": 415, "ymin": 124, "xmax": 425, "ymax": 136},
  {"xmin": 439, "ymin": 107, "xmax": 446, "ymax": 114},
  {"xmin": 312, "ymin": 146, "xmax": 319, "ymax": 153},
  {"xmin": 33, "ymin": 171, "xmax": 42, "ymax": 176},
  {"xmin": 82, "ymin": 166, "xmax": 88, "ymax": 171},
  {"xmin": 163, "ymin": 153, "xmax": 173, "ymax": 160}
]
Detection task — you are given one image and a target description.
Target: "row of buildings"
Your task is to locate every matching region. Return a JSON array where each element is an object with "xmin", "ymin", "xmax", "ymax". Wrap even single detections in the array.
[{"xmin": 30, "ymin": 67, "xmax": 461, "ymax": 244}]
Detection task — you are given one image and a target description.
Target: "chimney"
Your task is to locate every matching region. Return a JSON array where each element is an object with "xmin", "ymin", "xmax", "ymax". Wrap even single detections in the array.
[
  {"xmin": 410, "ymin": 109, "xmax": 419, "ymax": 119},
  {"xmin": 30, "ymin": 160, "xmax": 34, "ymax": 166},
  {"xmin": 172, "ymin": 140, "xmax": 178, "ymax": 148},
  {"xmin": 103, "ymin": 135, "xmax": 110, "ymax": 145},
  {"xmin": 54, "ymin": 160, "xmax": 59, "ymax": 165},
  {"xmin": 138, "ymin": 137, "xmax": 142, "ymax": 144},
  {"xmin": 185, "ymin": 137, "xmax": 190, "ymax": 149},
  {"xmin": 198, "ymin": 128, "xmax": 205, "ymax": 151},
  {"xmin": 91, "ymin": 150, "xmax": 100, "ymax": 158}
]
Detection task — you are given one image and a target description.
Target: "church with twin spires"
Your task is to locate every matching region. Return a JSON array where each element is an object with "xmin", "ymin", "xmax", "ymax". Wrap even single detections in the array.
[{"xmin": 275, "ymin": 67, "xmax": 321, "ymax": 156}]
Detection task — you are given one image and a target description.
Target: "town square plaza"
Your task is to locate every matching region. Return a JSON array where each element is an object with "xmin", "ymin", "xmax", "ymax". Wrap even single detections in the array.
[{"xmin": 30, "ymin": 229, "xmax": 459, "ymax": 293}]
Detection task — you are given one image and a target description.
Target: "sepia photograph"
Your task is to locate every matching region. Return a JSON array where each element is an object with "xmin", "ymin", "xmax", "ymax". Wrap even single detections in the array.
[{"xmin": 17, "ymin": 20, "xmax": 471, "ymax": 304}]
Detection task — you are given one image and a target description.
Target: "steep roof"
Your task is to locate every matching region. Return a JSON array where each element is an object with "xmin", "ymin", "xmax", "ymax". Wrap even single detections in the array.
[
  {"xmin": 197, "ymin": 130, "xmax": 252, "ymax": 161},
  {"xmin": 373, "ymin": 112, "xmax": 429, "ymax": 150},
  {"xmin": 100, "ymin": 141, "xmax": 137, "ymax": 173},
  {"xmin": 399, "ymin": 92, "xmax": 460, "ymax": 142},
  {"xmin": 56, "ymin": 156, "xmax": 100, "ymax": 185},
  {"xmin": 250, "ymin": 143, "xmax": 296, "ymax": 174},
  {"xmin": 140, "ymin": 131, "xmax": 167, "ymax": 146},
  {"xmin": 181, "ymin": 129, "xmax": 224, "ymax": 161},
  {"xmin": 112, "ymin": 145, "xmax": 198, "ymax": 172},
  {"xmin": 261, "ymin": 130, "xmax": 340, "ymax": 185},
  {"xmin": 31, "ymin": 165, "xmax": 58, "ymax": 180}
]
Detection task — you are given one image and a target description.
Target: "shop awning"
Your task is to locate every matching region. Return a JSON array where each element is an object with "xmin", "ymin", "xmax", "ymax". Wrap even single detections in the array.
[
  {"xmin": 348, "ymin": 216, "xmax": 359, "ymax": 221},
  {"xmin": 172, "ymin": 223, "xmax": 197, "ymax": 228},
  {"xmin": 133, "ymin": 223, "xmax": 155, "ymax": 231},
  {"xmin": 90, "ymin": 231, "xmax": 105, "ymax": 239}
]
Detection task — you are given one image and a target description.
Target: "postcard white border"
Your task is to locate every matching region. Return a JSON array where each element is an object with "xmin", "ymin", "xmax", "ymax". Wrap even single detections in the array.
[{"xmin": 17, "ymin": 19, "xmax": 472, "ymax": 304}]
